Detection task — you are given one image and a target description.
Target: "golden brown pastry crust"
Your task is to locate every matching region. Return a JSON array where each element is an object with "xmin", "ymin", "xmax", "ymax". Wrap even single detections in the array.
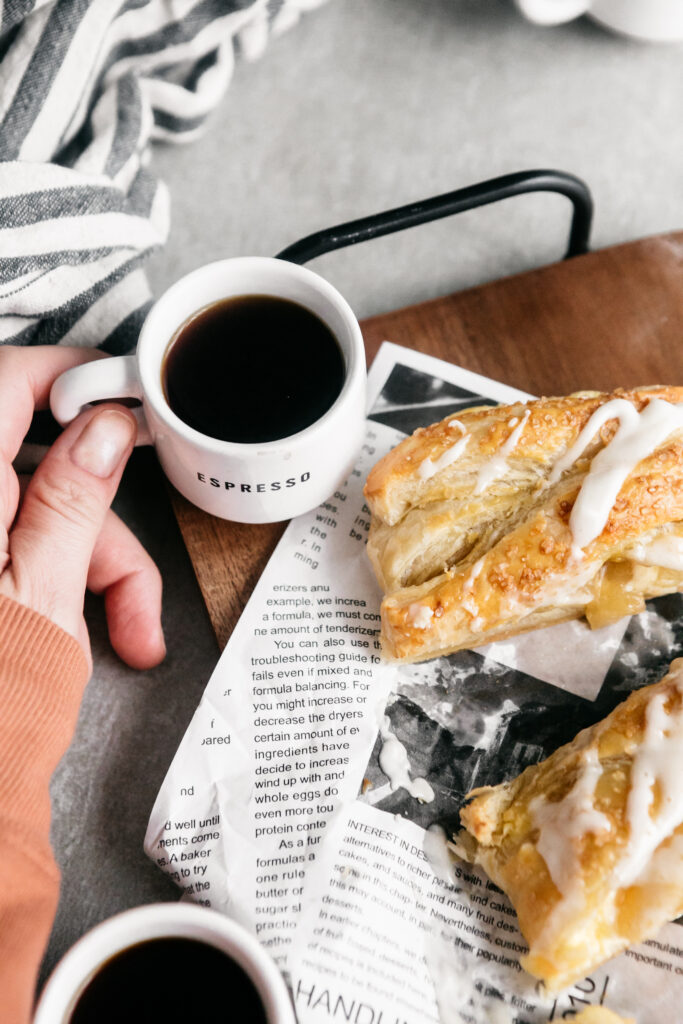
[
  {"xmin": 567, "ymin": 1010, "xmax": 634, "ymax": 1024},
  {"xmin": 458, "ymin": 663, "xmax": 683, "ymax": 993},
  {"xmin": 365, "ymin": 387, "xmax": 681, "ymax": 528},
  {"xmin": 364, "ymin": 387, "xmax": 683, "ymax": 662}
]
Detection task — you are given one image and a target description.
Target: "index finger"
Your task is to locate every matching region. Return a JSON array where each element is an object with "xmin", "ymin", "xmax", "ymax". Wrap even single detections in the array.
[{"xmin": 0, "ymin": 345, "xmax": 106, "ymax": 463}]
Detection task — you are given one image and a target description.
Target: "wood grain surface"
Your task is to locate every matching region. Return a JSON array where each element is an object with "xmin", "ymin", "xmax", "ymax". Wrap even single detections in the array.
[{"xmin": 171, "ymin": 232, "xmax": 683, "ymax": 649}]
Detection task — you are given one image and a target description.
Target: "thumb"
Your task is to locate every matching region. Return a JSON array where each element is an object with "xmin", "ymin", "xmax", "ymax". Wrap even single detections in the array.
[{"xmin": 3, "ymin": 405, "xmax": 137, "ymax": 642}]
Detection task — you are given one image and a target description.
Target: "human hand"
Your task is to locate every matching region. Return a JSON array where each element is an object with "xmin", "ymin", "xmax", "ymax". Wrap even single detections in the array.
[{"xmin": 0, "ymin": 346, "xmax": 165, "ymax": 672}]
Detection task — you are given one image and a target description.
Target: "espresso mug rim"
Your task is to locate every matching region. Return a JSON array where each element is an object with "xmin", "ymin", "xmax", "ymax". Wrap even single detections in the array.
[
  {"xmin": 34, "ymin": 902, "xmax": 294, "ymax": 1024},
  {"xmin": 137, "ymin": 256, "xmax": 365, "ymax": 455}
]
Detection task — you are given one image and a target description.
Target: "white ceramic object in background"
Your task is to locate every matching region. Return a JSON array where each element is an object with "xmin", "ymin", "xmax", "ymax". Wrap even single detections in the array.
[
  {"xmin": 515, "ymin": 0, "xmax": 683, "ymax": 41},
  {"xmin": 50, "ymin": 257, "xmax": 366, "ymax": 523},
  {"xmin": 33, "ymin": 903, "xmax": 296, "ymax": 1024}
]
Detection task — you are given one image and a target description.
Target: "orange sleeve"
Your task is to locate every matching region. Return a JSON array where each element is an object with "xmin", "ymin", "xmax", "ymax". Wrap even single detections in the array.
[{"xmin": 0, "ymin": 595, "xmax": 89, "ymax": 1024}]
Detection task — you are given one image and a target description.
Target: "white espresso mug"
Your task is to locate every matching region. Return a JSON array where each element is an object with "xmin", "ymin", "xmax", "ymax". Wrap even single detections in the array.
[
  {"xmin": 33, "ymin": 903, "xmax": 296, "ymax": 1023},
  {"xmin": 515, "ymin": 0, "xmax": 683, "ymax": 40},
  {"xmin": 50, "ymin": 257, "xmax": 366, "ymax": 523}
]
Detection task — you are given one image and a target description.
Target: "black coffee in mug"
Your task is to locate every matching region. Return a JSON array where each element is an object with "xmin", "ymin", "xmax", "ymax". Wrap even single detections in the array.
[
  {"xmin": 69, "ymin": 937, "xmax": 268, "ymax": 1023},
  {"xmin": 162, "ymin": 294, "xmax": 346, "ymax": 445}
]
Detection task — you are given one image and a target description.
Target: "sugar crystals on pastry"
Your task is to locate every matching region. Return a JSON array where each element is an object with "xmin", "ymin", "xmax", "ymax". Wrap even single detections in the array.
[
  {"xmin": 457, "ymin": 661, "xmax": 683, "ymax": 993},
  {"xmin": 364, "ymin": 387, "xmax": 683, "ymax": 662}
]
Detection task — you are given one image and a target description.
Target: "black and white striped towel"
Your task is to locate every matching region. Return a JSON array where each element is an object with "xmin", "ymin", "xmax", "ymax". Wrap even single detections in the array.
[{"xmin": 0, "ymin": 0, "xmax": 327, "ymax": 353}]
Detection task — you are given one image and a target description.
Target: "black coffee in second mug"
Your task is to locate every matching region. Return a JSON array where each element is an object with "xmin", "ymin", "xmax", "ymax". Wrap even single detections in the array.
[{"xmin": 69, "ymin": 936, "xmax": 268, "ymax": 1023}]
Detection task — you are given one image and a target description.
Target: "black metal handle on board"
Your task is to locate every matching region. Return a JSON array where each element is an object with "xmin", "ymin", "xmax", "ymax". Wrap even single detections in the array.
[{"xmin": 276, "ymin": 169, "xmax": 593, "ymax": 266}]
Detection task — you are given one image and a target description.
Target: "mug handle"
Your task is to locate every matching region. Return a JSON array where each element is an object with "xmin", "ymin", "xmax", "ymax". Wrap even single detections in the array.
[
  {"xmin": 49, "ymin": 355, "xmax": 153, "ymax": 446},
  {"xmin": 515, "ymin": 0, "xmax": 591, "ymax": 26}
]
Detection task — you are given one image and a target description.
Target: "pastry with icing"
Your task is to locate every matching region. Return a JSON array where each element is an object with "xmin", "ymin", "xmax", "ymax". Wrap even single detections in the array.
[
  {"xmin": 457, "ymin": 662, "xmax": 683, "ymax": 992},
  {"xmin": 364, "ymin": 387, "xmax": 683, "ymax": 662}
]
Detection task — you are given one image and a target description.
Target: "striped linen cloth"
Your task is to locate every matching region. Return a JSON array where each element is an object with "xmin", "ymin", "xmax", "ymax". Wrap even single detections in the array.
[{"xmin": 0, "ymin": 0, "xmax": 328, "ymax": 354}]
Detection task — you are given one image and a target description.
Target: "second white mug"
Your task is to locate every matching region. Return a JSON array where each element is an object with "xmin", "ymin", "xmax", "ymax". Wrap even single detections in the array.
[{"xmin": 33, "ymin": 903, "xmax": 295, "ymax": 1023}]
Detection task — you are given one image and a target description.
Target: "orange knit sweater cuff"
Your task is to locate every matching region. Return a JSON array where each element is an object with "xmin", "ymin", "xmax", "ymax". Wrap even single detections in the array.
[{"xmin": 0, "ymin": 595, "xmax": 90, "ymax": 842}]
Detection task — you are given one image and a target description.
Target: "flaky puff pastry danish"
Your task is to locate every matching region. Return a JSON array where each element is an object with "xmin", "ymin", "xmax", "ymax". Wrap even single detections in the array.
[
  {"xmin": 364, "ymin": 387, "xmax": 683, "ymax": 662},
  {"xmin": 457, "ymin": 662, "xmax": 683, "ymax": 993}
]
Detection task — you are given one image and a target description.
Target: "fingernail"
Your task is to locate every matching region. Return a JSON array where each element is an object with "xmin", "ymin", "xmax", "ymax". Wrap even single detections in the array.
[{"xmin": 70, "ymin": 410, "xmax": 136, "ymax": 478}]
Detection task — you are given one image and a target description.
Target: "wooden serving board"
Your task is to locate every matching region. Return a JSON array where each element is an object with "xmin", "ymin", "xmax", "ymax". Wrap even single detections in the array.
[{"xmin": 171, "ymin": 232, "xmax": 683, "ymax": 649}]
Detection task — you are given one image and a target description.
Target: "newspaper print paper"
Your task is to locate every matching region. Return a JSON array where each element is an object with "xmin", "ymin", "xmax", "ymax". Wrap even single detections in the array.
[{"xmin": 147, "ymin": 343, "xmax": 683, "ymax": 1022}]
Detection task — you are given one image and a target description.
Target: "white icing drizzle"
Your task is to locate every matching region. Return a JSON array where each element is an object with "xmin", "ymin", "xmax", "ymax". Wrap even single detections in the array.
[
  {"xmin": 641, "ymin": 828, "xmax": 683, "ymax": 885},
  {"xmin": 474, "ymin": 410, "xmax": 530, "ymax": 495},
  {"xmin": 460, "ymin": 557, "xmax": 485, "ymax": 618},
  {"xmin": 463, "ymin": 557, "xmax": 485, "ymax": 592},
  {"xmin": 531, "ymin": 746, "xmax": 612, "ymax": 906},
  {"xmin": 540, "ymin": 566, "xmax": 597, "ymax": 608},
  {"xmin": 418, "ymin": 421, "xmax": 468, "ymax": 480},
  {"xmin": 407, "ymin": 603, "xmax": 433, "ymax": 629},
  {"xmin": 530, "ymin": 681, "xmax": 683, "ymax": 937},
  {"xmin": 548, "ymin": 399, "xmax": 638, "ymax": 485},
  {"xmin": 548, "ymin": 398, "xmax": 683, "ymax": 555},
  {"xmin": 527, "ymin": 747, "xmax": 613, "ymax": 948},
  {"xmin": 629, "ymin": 533, "xmax": 683, "ymax": 571},
  {"xmin": 378, "ymin": 715, "xmax": 435, "ymax": 803},
  {"xmin": 423, "ymin": 824, "xmax": 456, "ymax": 884},
  {"xmin": 614, "ymin": 681, "xmax": 683, "ymax": 888}
]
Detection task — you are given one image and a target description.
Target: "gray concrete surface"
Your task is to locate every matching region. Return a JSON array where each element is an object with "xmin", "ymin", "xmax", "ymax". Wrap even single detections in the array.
[{"xmin": 43, "ymin": 0, "xmax": 683, "ymax": 989}]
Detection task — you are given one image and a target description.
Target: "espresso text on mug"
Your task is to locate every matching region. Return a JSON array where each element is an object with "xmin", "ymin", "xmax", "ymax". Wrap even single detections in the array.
[{"xmin": 196, "ymin": 471, "xmax": 311, "ymax": 493}]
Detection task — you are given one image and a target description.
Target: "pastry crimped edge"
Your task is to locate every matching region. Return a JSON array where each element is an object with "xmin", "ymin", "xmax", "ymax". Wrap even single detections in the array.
[{"xmin": 456, "ymin": 661, "xmax": 683, "ymax": 993}]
